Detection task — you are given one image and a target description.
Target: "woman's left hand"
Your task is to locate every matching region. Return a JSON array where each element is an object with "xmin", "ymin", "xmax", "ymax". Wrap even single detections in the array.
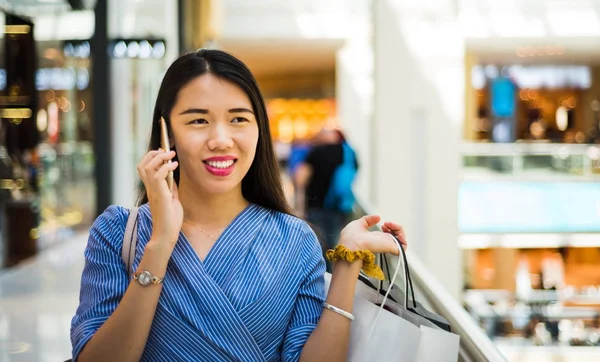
[{"xmin": 338, "ymin": 215, "xmax": 407, "ymax": 255}]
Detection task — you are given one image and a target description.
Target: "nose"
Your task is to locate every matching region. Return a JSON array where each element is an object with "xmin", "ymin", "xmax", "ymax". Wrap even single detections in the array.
[{"xmin": 207, "ymin": 122, "xmax": 234, "ymax": 151}]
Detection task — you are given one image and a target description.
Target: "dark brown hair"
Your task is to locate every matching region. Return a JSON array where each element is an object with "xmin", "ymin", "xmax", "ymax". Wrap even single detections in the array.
[{"xmin": 136, "ymin": 49, "xmax": 290, "ymax": 215}]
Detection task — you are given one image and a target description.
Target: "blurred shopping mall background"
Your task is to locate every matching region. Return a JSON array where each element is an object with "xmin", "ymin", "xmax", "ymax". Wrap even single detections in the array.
[{"xmin": 1, "ymin": 0, "xmax": 600, "ymax": 361}]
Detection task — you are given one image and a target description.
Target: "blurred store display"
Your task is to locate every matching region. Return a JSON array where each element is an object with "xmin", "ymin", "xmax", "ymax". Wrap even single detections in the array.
[
  {"xmin": 467, "ymin": 64, "xmax": 600, "ymax": 145},
  {"xmin": 267, "ymin": 98, "xmax": 338, "ymax": 144},
  {"xmin": 0, "ymin": 9, "xmax": 96, "ymax": 268},
  {"xmin": 463, "ymin": 60, "xmax": 600, "ymax": 355},
  {"xmin": 0, "ymin": 12, "xmax": 41, "ymax": 268}
]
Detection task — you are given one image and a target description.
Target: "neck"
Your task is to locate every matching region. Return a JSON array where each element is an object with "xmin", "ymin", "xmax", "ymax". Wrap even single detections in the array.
[{"xmin": 178, "ymin": 176, "xmax": 249, "ymax": 228}]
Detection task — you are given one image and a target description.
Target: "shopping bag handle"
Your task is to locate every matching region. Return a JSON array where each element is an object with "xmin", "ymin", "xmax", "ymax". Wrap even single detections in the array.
[
  {"xmin": 375, "ymin": 247, "xmax": 399, "ymax": 304},
  {"xmin": 380, "ymin": 236, "xmax": 417, "ymax": 309},
  {"xmin": 395, "ymin": 235, "xmax": 417, "ymax": 308},
  {"xmin": 368, "ymin": 235, "xmax": 405, "ymax": 339}
]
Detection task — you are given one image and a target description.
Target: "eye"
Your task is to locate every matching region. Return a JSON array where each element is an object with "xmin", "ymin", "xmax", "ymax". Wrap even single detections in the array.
[
  {"xmin": 188, "ymin": 119, "xmax": 208, "ymax": 125},
  {"xmin": 231, "ymin": 117, "xmax": 249, "ymax": 123}
]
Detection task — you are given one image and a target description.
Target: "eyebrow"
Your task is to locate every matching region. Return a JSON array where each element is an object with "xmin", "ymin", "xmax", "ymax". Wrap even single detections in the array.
[
  {"xmin": 179, "ymin": 108, "xmax": 208, "ymax": 115},
  {"xmin": 178, "ymin": 108, "xmax": 254, "ymax": 115},
  {"xmin": 229, "ymin": 108, "xmax": 254, "ymax": 114}
]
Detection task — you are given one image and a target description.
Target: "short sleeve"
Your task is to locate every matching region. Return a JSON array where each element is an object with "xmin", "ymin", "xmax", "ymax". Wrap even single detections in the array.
[
  {"xmin": 70, "ymin": 205, "xmax": 129, "ymax": 361},
  {"xmin": 281, "ymin": 228, "xmax": 326, "ymax": 361}
]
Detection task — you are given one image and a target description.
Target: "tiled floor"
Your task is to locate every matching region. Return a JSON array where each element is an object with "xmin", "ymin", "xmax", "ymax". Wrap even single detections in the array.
[{"xmin": 0, "ymin": 232, "xmax": 87, "ymax": 362}]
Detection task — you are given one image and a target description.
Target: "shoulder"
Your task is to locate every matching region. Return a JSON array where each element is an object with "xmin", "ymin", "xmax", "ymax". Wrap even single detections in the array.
[
  {"xmin": 267, "ymin": 208, "xmax": 311, "ymax": 234},
  {"xmin": 265, "ymin": 208, "xmax": 321, "ymax": 253},
  {"xmin": 93, "ymin": 205, "xmax": 130, "ymax": 231},
  {"xmin": 136, "ymin": 203, "xmax": 152, "ymax": 223},
  {"xmin": 87, "ymin": 205, "xmax": 131, "ymax": 252}
]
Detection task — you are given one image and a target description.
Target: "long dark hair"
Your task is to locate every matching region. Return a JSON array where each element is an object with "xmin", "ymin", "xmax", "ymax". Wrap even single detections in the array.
[{"xmin": 136, "ymin": 49, "xmax": 290, "ymax": 215}]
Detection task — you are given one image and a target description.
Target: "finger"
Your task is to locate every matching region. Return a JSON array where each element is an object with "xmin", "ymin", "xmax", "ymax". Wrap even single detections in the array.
[
  {"xmin": 148, "ymin": 162, "xmax": 179, "ymax": 200},
  {"xmin": 383, "ymin": 221, "xmax": 404, "ymax": 233},
  {"xmin": 384, "ymin": 227, "xmax": 405, "ymax": 239},
  {"xmin": 389, "ymin": 231, "xmax": 408, "ymax": 247},
  {"xmin": 137, "ymin": 150, "xmax": 168, "ymax": 178},
  {"xmin": 140, "ymin": 149, "xmax": 164, "ymax": 167},
  {"xmin": 153, "ymin": 161, "xmax": 178, "ymax": 182},
  {"xmin": 137, "ymin": 151, "xmax": 158, "ymax": 177},
  {"xmin": 145, "ymin": 150, "xmax": 176, "ymax": 172},
  {"xmin": 364, "ymin": 231, "xmax": 400, "ymax": 255},
  {"xmin": 360, "ymin": 215, "xmax": 381, "ymax": 229},
  {"xmin": 383, "ymin": 232, "xmax": 406, "ymax": 253},
  {"xmin": 382, "ymin": 224, "xmax": 400, "ymax": 234},
  {"xmin": 383, "ymin": 222, "xmax": 406, "ymax": 240},
  {"xmin": 381, "ymin": 227, "xmax": 407, "ymax": 247}
]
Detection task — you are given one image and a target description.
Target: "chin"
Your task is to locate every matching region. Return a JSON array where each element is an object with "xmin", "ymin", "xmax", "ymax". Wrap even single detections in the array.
[{"xmin": 202, "ymin": 179, "xmax": 242, "ymax": 196}]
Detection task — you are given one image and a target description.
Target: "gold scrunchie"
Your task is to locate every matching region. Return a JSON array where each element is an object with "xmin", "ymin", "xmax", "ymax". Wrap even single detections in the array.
[{"xmin": 326, "ymin": 245, "xmax": 384, "ymax": 280}]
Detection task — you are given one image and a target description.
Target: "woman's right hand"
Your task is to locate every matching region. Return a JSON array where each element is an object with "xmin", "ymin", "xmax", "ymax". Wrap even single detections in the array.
[{"xmin": 137, "ymin": 150, "xmax": 182, "ymax": 247}]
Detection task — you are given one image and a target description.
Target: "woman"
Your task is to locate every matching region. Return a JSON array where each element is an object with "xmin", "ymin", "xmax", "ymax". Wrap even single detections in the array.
[{"xmin": 71, "ymin": 49, "xmax": 406, "ymax": 362}]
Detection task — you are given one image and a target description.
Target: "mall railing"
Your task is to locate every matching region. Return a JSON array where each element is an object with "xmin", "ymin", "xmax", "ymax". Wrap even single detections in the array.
[
  {"xmin": 462, "ymin": 142, "xmax": 600, "ymax": 180},
  {"xmin": 353, "ymin": 202, "xmax": 508, "ymax": 362}
]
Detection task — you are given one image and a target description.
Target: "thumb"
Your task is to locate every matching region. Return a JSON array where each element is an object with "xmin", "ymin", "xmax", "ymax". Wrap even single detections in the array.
[{"xmin": 361, "ymin": 215, "xmax": 381, "ymax": 229}]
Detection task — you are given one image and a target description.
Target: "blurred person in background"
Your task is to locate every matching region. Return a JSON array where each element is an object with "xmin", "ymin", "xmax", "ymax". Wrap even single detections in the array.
[
  {"xmin": 288, "ymin": 130, "xmax": 332, "ymax": 181},
  {"xmin": 70, "ymin": 49, "xmax": 406, "ymax": 362},
  {"xmin": 287, "ymin": 141, "xmax": 312, "ymax": 178},
  {"xmin": 287, "ymin": 130, "xmax": 336, "ymax": 208},
  {"xmin": 295, "ymin": 128, "xmax": 359, "ymax": 271}
]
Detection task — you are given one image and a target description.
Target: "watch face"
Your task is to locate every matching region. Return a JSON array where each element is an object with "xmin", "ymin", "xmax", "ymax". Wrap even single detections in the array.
[{"xmin": 139, "ymin": 271, "xmax": 152, "ymax": 286}]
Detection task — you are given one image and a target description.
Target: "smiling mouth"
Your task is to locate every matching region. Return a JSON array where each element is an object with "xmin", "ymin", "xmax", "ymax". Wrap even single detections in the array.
[{"xmin": 202, "ymin": 159, "xmax": 237, "ymax": 169}]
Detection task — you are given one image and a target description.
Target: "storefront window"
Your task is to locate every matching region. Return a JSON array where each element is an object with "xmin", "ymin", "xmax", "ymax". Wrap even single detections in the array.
[
  {"xmin": 0, "ymin": 8, "xmax": 97, "ymax": 259},
  {"xmin": 35, "ymin": 39, "xmax": 95, "ymax": 241},
  {"xmin": 470, "ymin": 65, "xmax": 594, "ymax": 144}
]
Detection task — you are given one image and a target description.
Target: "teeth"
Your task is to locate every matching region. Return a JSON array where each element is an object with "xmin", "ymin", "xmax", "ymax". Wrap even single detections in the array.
[{"xmin": 206, "ymin": 160, "xmax": 234, "ymax": 169}]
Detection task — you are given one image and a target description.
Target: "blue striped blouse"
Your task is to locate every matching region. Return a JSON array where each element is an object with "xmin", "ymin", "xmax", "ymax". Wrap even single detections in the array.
[{"xmin": 71, "ymin": 203, "xmax": 326, "ymax": 361}]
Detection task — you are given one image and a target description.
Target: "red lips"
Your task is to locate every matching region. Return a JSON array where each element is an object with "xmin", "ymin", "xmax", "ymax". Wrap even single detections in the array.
[
  {"xmin": 202, "ymin": 156, "xmax": 237, "ymax": 177},
  {"xmin": 203, "ymin": 155, "xmax": 236, "ymax": 162}
]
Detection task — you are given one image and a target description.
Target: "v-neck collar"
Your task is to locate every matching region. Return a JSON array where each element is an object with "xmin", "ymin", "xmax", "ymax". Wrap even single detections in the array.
[
  {"xmin": 161, "ymin": 203, "xmax": 271, "ymax": 362},
  {"xmin": 179, "ymin": 203, "xmax": 256, "ymax": 266}
]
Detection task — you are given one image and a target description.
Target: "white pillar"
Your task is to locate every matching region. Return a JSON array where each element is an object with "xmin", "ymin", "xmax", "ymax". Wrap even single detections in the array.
[
  {"xmin": 336, "ymin": 21, "xmax": 374, "ymax": 204},
  {"xmin": 373, "ymin": 0, "xmax": 464, "ymax": 298},
  {"xmin": 163, "ymin": 0, "xmax": 180, "ymax": 63},
  {"xmin": 107, "ymin": 0, "xmax": 179, "ymax": 207}
]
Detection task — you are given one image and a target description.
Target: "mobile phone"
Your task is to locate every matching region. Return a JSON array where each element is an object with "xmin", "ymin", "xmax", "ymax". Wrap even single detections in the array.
[{"xmin": 160, "ymin": 117, "xmax": 174, "ymax": 192}]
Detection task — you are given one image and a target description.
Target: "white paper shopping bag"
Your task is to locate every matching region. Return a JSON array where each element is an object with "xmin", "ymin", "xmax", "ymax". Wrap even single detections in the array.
[
  {"xmin": 414, "ymin": 325, "xmax": 460, "ymax": 362},
  {"xmin": 324, "ymin": 234, "xmax": 424, "ymax": 362},
  {"xmin": 348, "ymin": 293, "xmax": 422, "ymax": 362}
]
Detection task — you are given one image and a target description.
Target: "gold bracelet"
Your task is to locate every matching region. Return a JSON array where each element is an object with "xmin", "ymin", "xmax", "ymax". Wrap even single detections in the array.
[{"xmin": 325, "ymin": 245, "xmax": 384, "ymax": 280}]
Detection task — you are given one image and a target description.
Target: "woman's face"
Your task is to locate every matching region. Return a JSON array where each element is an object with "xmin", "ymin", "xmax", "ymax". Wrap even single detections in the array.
[{"xmin": 169, "ymin": 74, "xmax": 259, "ymax": 196}]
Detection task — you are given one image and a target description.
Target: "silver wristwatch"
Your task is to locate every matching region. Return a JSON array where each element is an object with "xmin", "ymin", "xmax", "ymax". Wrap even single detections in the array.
[{"xmin": 133, "ymin": 270, "xmax": 164, "ymax": 287}]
